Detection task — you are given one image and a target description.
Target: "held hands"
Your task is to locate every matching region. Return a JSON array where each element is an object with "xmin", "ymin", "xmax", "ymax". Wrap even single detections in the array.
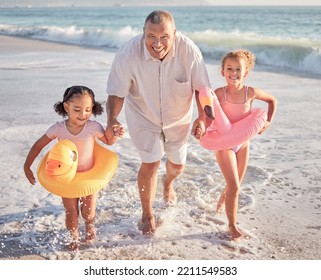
[
  {"xmin": 105, "ymin": 119, "xmax": 125, "ymax": 144},
  {"xmin": 192, "ymin": 116, "xmax": 206, "ymax": 140},
  {"xmin": 112, "ymin": 124, "xmax": 125, "ymax": 138}
]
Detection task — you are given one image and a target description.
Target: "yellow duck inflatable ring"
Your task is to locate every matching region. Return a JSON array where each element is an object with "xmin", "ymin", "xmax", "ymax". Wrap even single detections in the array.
[{"xmin": 37, "ymin": 139, "xmax": 118, "ymax": 198}]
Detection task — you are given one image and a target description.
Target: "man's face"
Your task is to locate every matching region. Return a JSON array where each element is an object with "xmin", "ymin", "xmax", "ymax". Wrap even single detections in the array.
[{"xmin": 144, "ymin": 20, "xmax": 176, "ymax": 61}]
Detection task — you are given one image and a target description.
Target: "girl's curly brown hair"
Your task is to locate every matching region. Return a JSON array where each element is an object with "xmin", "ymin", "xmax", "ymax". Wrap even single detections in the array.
[{"xmin": 54, "ymin": 85, "xmax": 104, "ymax": 117}]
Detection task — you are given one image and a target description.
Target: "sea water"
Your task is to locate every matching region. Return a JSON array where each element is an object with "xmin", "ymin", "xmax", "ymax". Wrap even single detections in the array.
[{"xmin": 0, "ymin": 5, "xmax": 321, "ymax": 76}]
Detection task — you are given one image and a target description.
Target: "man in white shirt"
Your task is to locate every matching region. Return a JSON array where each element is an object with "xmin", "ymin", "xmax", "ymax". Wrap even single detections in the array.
[{"xmin": 105, "ymin": 10, "xmax": 210, "ymax": 236}]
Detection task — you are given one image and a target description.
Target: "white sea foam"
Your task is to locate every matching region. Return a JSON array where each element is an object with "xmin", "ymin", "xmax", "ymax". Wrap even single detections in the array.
[{"xmin": 1, "ymin": 5, "xmax": 321, "ymax": 76}]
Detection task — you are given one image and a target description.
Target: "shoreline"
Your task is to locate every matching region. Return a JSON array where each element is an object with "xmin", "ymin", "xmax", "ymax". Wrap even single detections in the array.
[
  {"xmin": 0, "ymin": 34, "xmax": 95, "ymax": 53},
  {"xmin": 1, "ymin": 34, "xmax": 319, "ymax": 80}
]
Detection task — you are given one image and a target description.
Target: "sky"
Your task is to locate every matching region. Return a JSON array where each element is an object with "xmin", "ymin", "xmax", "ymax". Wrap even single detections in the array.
[
  {"xmin": 206, "ymin": 0, "xmax": 321, "ymax": 5},
  {"xmin": 0, "ymin": 0, "xmax": 320, "ymax": 7}
]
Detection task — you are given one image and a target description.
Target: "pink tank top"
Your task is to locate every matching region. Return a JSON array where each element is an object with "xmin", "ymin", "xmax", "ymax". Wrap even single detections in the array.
[
  {"xmin": 46, "ymin": 120, "xmax": 104, "ymax": 172},
  {"xmin": 220, "ymin": 86, "xmax": 251, "ymax": 123}
]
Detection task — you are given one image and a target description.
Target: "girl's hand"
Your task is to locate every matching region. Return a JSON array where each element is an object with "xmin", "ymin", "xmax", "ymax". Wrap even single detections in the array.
[
  {"xmin": 259, "ymin": 121, "xmax": 271, "ymax": 134},
  {"xmin": 24, "ymin": 167, "xmax": 36, "ymax": 185},
  {"xmin": 105, "ymin": 119, "xmax": 125, "ymax": 144},
  {"xmin": 112, "ymin": 124, "xmax": 125, "ymax": 138},
  {"xmin": 192, "ymin": 117, "xmax": 206, "ymax": 139}
]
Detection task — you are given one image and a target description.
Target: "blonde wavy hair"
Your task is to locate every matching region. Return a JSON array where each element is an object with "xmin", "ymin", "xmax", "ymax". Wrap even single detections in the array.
[{"xmin": 221, "ymin": 49, "xmax": 256, "ymax": 71}]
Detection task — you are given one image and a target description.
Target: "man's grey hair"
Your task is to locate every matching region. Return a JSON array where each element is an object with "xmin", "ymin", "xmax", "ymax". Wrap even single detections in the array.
[{"xmin": 144, "ymin": 10, "xmax": 175, "ymax": 28}]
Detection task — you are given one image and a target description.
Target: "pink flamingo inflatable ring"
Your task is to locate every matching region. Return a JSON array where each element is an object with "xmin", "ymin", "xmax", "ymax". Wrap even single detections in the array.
[{"xmin": 198, "ymin": 87, "xmax": 267, "ymax": 151}]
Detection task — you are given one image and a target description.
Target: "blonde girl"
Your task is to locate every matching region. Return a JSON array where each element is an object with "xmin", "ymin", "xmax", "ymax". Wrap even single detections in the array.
[{"xmin": 201, "ymin": 49, "xmax": 277, "ymax": 240}]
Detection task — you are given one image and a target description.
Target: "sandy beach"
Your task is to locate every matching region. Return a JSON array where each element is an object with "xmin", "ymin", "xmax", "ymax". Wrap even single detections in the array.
[{"xmin": 0, "ymin": 34, "xmax": 321, "ymax": 264}]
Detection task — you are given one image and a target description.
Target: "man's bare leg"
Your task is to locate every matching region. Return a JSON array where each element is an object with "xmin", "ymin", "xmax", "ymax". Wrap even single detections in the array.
[
  {"xmin": 137, "ymin": 161, "xmax": 160, "ymax": 235},
  {"xmin": 163, "ymin": 160, "xmax": 184, "ymax": 205}
]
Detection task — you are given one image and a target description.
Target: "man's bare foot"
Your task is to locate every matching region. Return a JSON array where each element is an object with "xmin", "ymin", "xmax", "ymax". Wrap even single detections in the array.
[
  {"xmin": 139, "ymin": 216, "xmax": 156, "ymax": 236},
  {"xmin": 228, "ymin": 225, "xmax": 243, "ymax": 241},
  {"xmin": 162, "ymin": 175, "xmax": 177, "ymax": 206},
  {"xmin": 84, "ymin": 222, "xmax": 96, "ymax": 243}
]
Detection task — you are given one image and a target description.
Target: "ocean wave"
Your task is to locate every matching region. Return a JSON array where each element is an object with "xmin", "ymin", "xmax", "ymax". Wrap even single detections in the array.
[
  {"xmin": 189, "ymin": 29, "xmax": 321, "ymax": 76},
  {"xmin": 1, "ymin": 24, "xmax": 320, "ymax": 76},
  {"xmin": 0, "ymin": 24, "xmax": 139, "ymax": 50}
]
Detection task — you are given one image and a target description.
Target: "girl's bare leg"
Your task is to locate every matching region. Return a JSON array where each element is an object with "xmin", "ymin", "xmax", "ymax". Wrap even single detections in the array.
[
  {"xmin": 216, "ymin": 187, "xmax": 227, "ymax": 214},
  {"xmin": 215, "ymin": 143, "xmax": 249, "ymax": 240},
  {"xmin": 62, "ymin": 197, "xmax": 80, "ymax": 250},
  {"xmin": 80, "ymin": 194, "xmax": 97, "ymax": 242}
]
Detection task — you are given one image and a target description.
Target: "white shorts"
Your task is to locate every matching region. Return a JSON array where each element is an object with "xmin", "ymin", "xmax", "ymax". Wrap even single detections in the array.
[{"xmin": 130, "ymin": 128, "xmax": 188, "ymax": 164}]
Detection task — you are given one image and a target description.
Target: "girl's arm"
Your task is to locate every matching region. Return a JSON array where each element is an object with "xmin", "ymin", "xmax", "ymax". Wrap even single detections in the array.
[
  {"xmin": 251, "ymin": 87, "xmax": 277, "ymax": 134},
  {"xmin": 24, "ymin": 134, "xmax": 53, "ymax": 185},
  {"xmin": 98, "ymin": 133, "xmax": 116, "ymax": 145},
  {"xmin": 98, "ymin": 134, "xmax": 110, "ymax": 145},
  {"xmin": 99, "ymin": 123, "xmax": 125, "ymax": 146}
]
